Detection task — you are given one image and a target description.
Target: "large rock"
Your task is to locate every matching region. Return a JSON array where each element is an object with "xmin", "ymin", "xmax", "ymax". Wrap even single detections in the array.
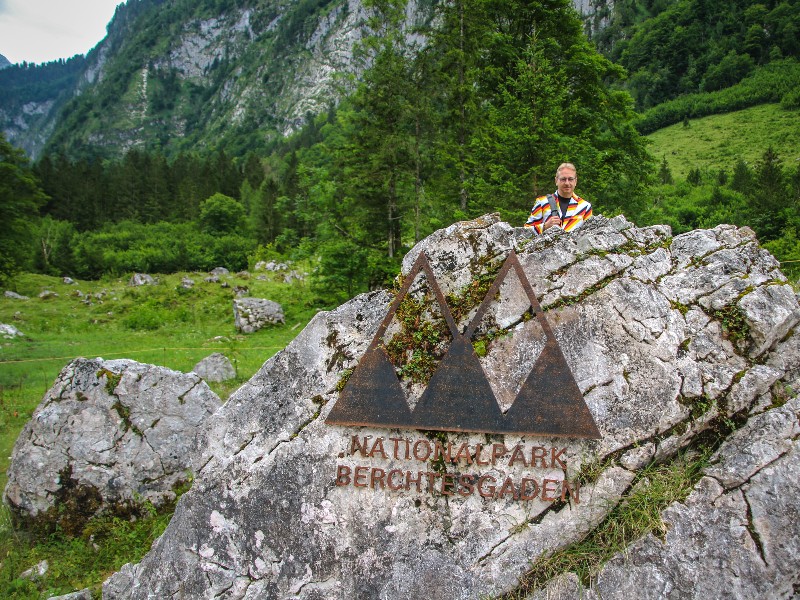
[
  {"xmin": 4, "ymin": 358, "xmax": 222, "ymax": 530},
  {"xmin": 233, "ymin": 297, "xmax": 285, "ymax": 332},
  {"xmin": 102, "ymin": 215, "xmax": 800, "ymax": 599}
]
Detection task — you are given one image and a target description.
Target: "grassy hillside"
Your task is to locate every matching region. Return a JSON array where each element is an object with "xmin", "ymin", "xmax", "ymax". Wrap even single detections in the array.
[
  {"xmin": 0, "ymin": 267, "xmax": 319, "ymax": 597},
  {"xmin": 647, "ymin": 103, "xmax": 800, "ymax": 179}
]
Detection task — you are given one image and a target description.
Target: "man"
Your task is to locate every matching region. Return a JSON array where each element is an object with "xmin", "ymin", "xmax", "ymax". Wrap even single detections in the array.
[{"xmin": 524, "ymin": 163, "xmax": 592, "ymax": 234}]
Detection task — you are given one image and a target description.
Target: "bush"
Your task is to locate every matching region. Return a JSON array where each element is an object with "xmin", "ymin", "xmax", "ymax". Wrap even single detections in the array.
[
  {"xmin": 123, "ymin": 307, "xmax": 165, "ymax": 330},
  {"xmin": 781, "ymin": 87, "xmax": 800, "ymax": 109},
  {"xmin": 66, "ymin": 221, "xmax": 257, "ymax": 277}
]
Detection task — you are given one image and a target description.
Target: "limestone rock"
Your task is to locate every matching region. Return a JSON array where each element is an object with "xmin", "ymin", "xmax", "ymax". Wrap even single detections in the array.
[
  {"xmin": 210, "ymin": 267, "xmax": 230, "ymax": 276},
  {"xmin": 180, "ymin": 277, "xmax": 195, "ymax": 289},
  {"xmin": 128, "ymin": 273, "xmax": 155, "ymax": 286},
  {"xmin": 5, "ymin": 290, "xmax": 29, "ymax": 299},
  {"xmin": 192, "ymin": 352, "xmax": 237, "ymax": 382},
  {"xmin": 19, "ymin": 559, "xmax": 48, "ymax": 580},
  {"xmin": 233, "ymin": 297, "xmax": 285, "ymax": 332},
  {"xmin": 0, "ymin": 323, "xmax": 24, "ymax": 338},
  {"xmin": 47, "ymin": 590, "xmax": 93, "ymax": 600},
  {"xmin": 4, "ymin": 358, "xmax": 222, "ymax": 526},
  {"xmin": 102, "ymin": 215, "xmax": 800, "ymax": 599}
]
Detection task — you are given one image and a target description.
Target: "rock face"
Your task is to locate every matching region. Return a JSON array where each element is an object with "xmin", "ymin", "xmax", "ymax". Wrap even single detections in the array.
[
  {"xmin": 192, "ymin": 352, "xmax": 237, "ymax": 382},
  {"xmin": 4, "ymin": 358, "xmax": 222, "ymax": 527},
  {"xmin": 102, "ymin": 215, "xmax": 800, "ymax": 599},
  {"xmin": 233, "ymin": 297, "xmax": 285, "ymax": 332}
]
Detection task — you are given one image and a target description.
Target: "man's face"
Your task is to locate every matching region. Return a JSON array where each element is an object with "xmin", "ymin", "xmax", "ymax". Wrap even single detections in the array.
[{"xmin": 555, "ymin": 168, "xmax": 577, "ymax": 198}]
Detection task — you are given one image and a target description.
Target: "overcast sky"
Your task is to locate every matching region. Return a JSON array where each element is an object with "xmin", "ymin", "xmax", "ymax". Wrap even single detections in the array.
[{"xmin": 0, "ymin": 0, "xmax": 122, "ymax": 65}]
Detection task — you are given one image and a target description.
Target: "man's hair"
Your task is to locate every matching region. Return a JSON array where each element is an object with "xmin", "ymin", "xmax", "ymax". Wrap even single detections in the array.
[{"xmin": 555, "ymin": 163, "xmax": 577, "ymax": 177}]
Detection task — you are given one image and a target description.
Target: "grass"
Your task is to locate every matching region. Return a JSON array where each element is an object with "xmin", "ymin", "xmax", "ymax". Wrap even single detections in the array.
[
  {"xmin": 0, "ymin": 266, "xmax": 319, "ymax": 598},
  {"xmin": 497, "ymin": 448, "xmax": 712, "ymax": 599},
  {"xmin": 647, "ymin": 103, "xmax": 800, "ymax": 179}
]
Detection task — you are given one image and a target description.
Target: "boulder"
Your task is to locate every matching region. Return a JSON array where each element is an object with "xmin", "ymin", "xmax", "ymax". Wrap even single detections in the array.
[
  {"xmin": 47, "ymin": 590, "xmax": 93, "ymax": 600},
  {"xmin": 180, "ymin": 277, "xmax": 195, "ymax": 289},
  {"xmin": 102, "ymin": 215, "xmax": 800, "ymax": 599},
  {"xmin": 128, "ymin": 273, "xmax": 155, "ymax": 286},
  {"xmin": 233, "ymin": 297, "xmax": 285, "ymax": 332},
  {"xmin": 210, "ymin": 267, "xmax": 230, "ymax": 276},
  {"xmin": 4, "ymin": 358, "xmax": 222, "ymax": 531},
  {"xmin": 192, "ymin": 352, "xmax": 237, "ymax": 383},
  {"xmin": 5, "ymin": 290, "xmax": 29, "ymax": 299},
  {"xmin": 255, "ymin": 260, "xmax": 289, "ymax": 272},
  {"xmin": 0, "ymin": 323, "xmax": 24, "ymax": 338}
]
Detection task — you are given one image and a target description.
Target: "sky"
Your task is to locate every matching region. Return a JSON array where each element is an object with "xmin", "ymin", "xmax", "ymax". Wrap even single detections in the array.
[{"xmin": 0, "ymin": 0, "xmax": 122, "ymax": 65}]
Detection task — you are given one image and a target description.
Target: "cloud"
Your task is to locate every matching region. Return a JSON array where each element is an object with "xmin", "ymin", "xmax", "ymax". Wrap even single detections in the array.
[{"xmin": 0, "ymin": 0, "xmax": 119, "ymax": 64}]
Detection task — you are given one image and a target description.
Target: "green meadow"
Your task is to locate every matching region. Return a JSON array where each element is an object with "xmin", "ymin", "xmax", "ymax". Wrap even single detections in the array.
[
  {"xmin": 0, "ymin": 268, "xmax": 319, "ymax": 598},
  {"xmin": 647, "ymin": 103, "xmax": 800, "ymax": 179}
]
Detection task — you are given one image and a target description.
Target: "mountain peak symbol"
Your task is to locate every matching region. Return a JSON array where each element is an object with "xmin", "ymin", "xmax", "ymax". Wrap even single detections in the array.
[{"xmin": 326, "ymin": 250, "xmax": 601, "ymax": 439}]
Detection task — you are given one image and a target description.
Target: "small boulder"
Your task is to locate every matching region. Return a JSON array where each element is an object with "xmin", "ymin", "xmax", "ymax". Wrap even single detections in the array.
[
  {"xmin": 4, "ymin": 290, "xmax": 29, "ymax": 300},
  {"xmin": 1, "ymin": 323, "xmax": 24, "ymax": 338},
  {"xmin": 210, "ymin": 267, "xmax": 229, "ymax": 276},
  {"xmin": 47, "ymin": 589, "xmax": 93, "ymax": 600},
  {"xmin": 192, "ymin": 353, "xmax": 236, "ymax": 383},
  {"xmin": 128, "ymin": 273, "xmax": 155, "ymax": 286},
  {"xmin": 19, "ymin": 559, "xmax": 48, "ymax": 581},
  {"xmin": 38, "ymin": 290, "xmax": 58, "ymax": 299},
  {"xmin": 233, "ymin": 297, "xmax": 285, "ymax": 333},
  {"xmin": 180, "ymin": 277, "xmax": 195, "ymax": 289},
  {"xmin": 63, "ymin": 277, "xmax": 77, "ymax": 285}
]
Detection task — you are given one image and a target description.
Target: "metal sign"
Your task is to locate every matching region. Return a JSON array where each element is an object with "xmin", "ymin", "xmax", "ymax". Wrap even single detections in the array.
[{"xmin": 326, "ymin": 250, "xmax": 601, "ymax": 439}]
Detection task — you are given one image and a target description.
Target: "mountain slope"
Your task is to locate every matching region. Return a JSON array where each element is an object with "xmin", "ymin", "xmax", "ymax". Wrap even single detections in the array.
[
  {"xmin": 1, "ymin": 0, "xmax": 436, "ymax": 159},
  {"xmin": 0, "ymin": 0, "xmax": 617, "ymax": 160}
]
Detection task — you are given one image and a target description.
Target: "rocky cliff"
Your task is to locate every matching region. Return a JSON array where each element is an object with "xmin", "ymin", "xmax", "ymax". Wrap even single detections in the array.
[
  {"xmin": 1, "ymin": 0, "xmax": 615, "ymax": 160},
  {"xmin": 96, "ymin": 214, "xmax": 800, "ymax": 599},
  {"xmin": 0, "ymin": 0, "xmax": 431, "ymax": 159}
]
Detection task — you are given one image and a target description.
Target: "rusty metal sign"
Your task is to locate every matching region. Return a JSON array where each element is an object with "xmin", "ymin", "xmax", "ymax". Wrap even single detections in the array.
[{"xmin": 326, "ymin": 250, "xmax": 601, "ymax": 439}]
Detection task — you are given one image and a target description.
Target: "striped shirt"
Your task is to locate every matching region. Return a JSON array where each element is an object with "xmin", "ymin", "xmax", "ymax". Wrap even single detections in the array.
[{"xmin": 524, "ymin": 193, "xmax": 592, "ymax": 234}]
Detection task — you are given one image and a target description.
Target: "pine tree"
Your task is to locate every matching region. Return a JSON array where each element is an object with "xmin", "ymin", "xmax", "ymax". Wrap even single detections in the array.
[{"xmin": 0, "ymin": 133, "xmax": 47, "ymax": 282}]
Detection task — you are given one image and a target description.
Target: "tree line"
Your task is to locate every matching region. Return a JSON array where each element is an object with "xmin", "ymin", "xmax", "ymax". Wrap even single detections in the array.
[{"xmin": 2, "ymin": 0, "xmax": 799, "ymax": 302}]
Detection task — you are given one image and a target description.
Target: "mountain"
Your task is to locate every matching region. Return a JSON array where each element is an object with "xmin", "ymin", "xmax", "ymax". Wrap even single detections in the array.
[
  {"xmin": 0, "ymin": 54, "xmax": 10, "ymax": 69},
  {"xmin": 1, "ymin": 0, "xmax": 612, "ymax": 161},
  {"xmin": 0, "ymin": 0, "xmax": 435, "ymax": 160}
]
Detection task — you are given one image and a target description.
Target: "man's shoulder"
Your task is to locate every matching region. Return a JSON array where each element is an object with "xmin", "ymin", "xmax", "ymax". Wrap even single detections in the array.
[{"xmin": 573, "ymin": 194, "xmax": 591, "ymax": 207}]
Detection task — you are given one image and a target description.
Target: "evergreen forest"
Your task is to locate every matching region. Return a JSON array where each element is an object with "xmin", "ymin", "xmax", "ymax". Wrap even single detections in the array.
[{"xmin": 2, "ymin": 0, "xmax": 800, "ymax": 304}]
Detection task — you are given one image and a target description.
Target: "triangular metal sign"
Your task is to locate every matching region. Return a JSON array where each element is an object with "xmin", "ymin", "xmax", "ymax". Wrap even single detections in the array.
[{"xmin": 325, "ymin": 250, "xmax": 601, "ymax": 439}]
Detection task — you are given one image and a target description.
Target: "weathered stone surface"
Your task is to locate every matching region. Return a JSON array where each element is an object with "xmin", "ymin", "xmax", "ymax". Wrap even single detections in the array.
[
  {"xmin": 4, "ymin": 358, "xmax": 222, "ymax": 522},
  {"xmin": 1, "ymin": 323, "xmax": 24, "ymax": 338},
  {"xmin": 47, "ymin": 590, "xmax": 93, "ymax": 600},
  {"xmin": 4, "ymin": 290, "xmax": 29, "ymax": 299},
  {"xmin": 529, "ymin": 398, "xmax": 800, "ymax": 600},
  {"xmin": 233, "ymin": 297, "xmax": 285, "ymax": 332},
  {"xmin": 192, "ymin": 352, "xmax": 237, "ymax": 382},
  {"xmin": 255, "ymin": 260, "xmax": 289, "ymax": 272},
  {"xmin": 128, "ymin": 273, "xmax": 155, "ymax": 286},
  {"xmin": 102, "ymin": 215, "xmax": 800, "ymax": 599}
]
